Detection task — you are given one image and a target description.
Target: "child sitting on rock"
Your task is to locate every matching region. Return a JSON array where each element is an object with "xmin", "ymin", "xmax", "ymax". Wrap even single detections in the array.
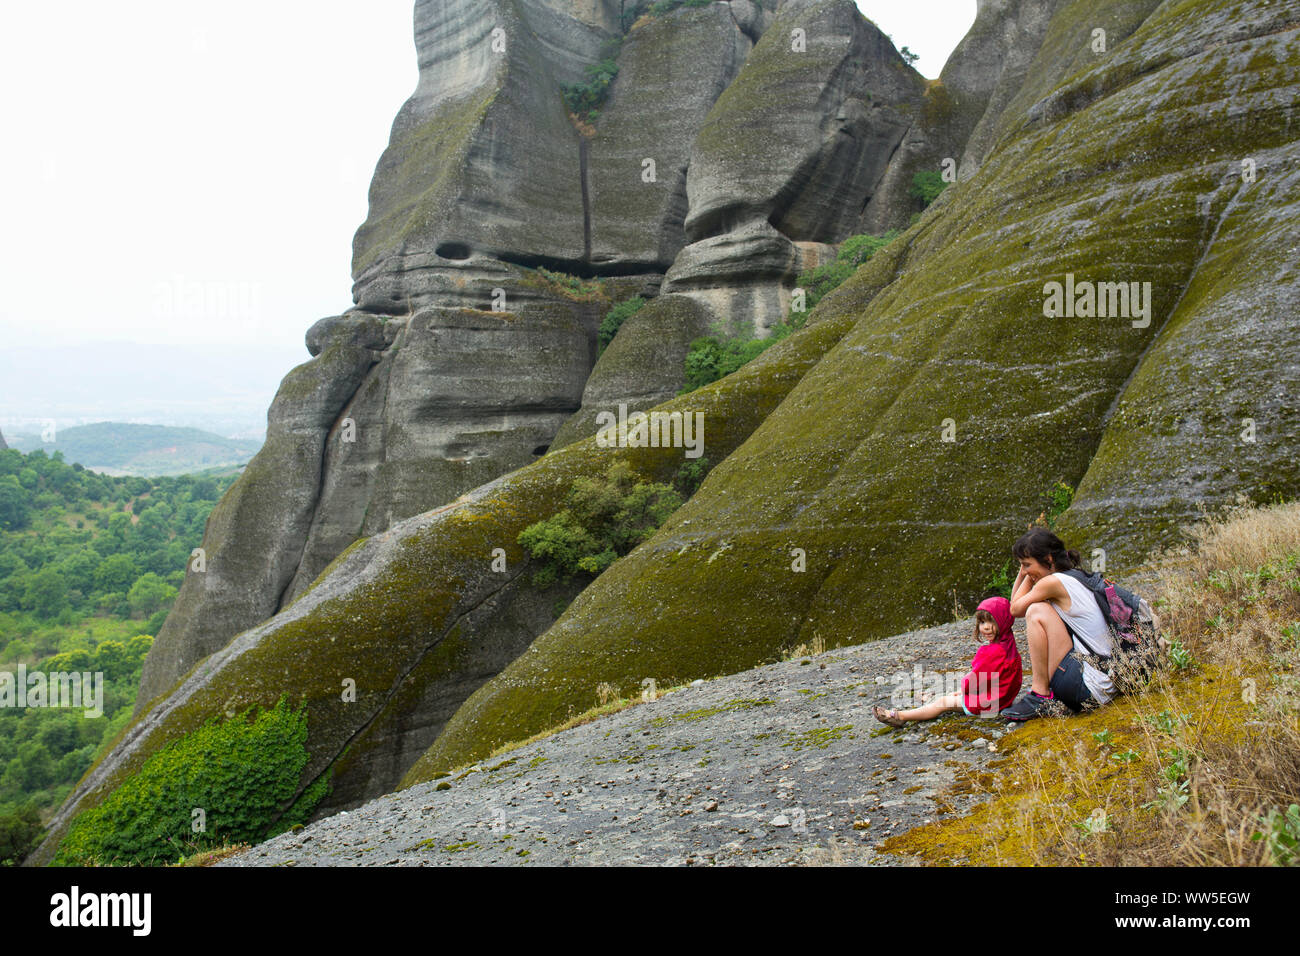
[{"xmin": 873, "ymin": 596, "xmax": 1022, "ymax": 726}]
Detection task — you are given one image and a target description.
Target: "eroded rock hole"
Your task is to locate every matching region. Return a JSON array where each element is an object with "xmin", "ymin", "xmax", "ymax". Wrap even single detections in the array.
[{"xmin": 436, "ymin": 241, "xmax": 471, "ymax": 260}]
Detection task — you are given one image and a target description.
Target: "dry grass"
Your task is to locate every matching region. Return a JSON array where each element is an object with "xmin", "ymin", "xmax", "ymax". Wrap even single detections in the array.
[
  {"xmin": 595, "ymin": 681, "xmax": 619, "ymax": 706},
  {"xmin": 882, "ymin": 500, "xmax": 1300, "ymax": 866},
  {"xmin": 780, "ymin": 634, "xmax": 826, "ymax": 661},
  {"xmin": 172, "ymin": 843, "xmax": 251, "ymax": 867}
]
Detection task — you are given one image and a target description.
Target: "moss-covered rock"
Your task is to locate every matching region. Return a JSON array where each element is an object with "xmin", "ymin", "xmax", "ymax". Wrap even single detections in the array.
[
  {"xmin": 411, "ymin": 0, "xmax": 1300, "ymax": 778},
  {"xmin": 136, "ymin": 340, "xmax": 378, "ymax": 709},
  {"xmin": 29, "ymin": 226, "xmax": 888, "ymax": 865},
  {"xmin": 551, "ymin": 293, "xmax": 718, "ymax": 448}
]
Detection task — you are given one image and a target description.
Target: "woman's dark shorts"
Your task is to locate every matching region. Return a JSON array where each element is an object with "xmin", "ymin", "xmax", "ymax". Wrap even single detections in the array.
[{"xmin": 1049, "ymin": 650, "xmax": 1097, "ymax": 713}]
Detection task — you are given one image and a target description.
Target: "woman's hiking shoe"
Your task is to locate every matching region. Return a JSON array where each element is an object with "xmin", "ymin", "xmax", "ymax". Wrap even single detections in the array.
[{"xmin": 1001, "ymin": 690, "xmax": 1055, "ymax": 721}]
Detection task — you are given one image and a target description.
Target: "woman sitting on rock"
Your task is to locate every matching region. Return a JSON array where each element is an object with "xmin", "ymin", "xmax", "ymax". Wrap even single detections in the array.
[{"xmin": 1000, "ymin": 528, "xmax": 1114, "ymax": 720}]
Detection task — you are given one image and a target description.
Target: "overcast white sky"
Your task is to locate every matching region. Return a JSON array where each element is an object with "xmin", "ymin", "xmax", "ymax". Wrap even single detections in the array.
[{"xmin": 0, "ymin": 1, "xmax": 975, "ymax": 358}]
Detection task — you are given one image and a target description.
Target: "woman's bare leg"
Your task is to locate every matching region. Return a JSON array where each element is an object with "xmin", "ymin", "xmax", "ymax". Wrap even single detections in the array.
[{"xmin": 1026, "ymin": 602, "xmax": 1073, "ymax": 695}]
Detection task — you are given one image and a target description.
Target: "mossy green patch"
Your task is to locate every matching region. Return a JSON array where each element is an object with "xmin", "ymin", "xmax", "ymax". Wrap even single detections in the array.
[
  {"xmin": 782, "ymin": 725, "xmax": 855, "ymax": 751},
  {"xmin": 54, "ymin": 696, "xmax": 319, "ymax": 866},
  {"xmin": 647, "ymin": 697, "xmax": 775, "ymax": 727}
]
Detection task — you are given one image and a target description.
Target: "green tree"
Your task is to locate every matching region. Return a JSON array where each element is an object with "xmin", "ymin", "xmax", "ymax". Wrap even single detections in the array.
[
  {"xmin": 910, "ymin": 169, "xmax": 949, "ymax": 206},
  {"xmin": 0, "ymin": 804, "xmax": 43, "ymax": 866},
  {"xmin": 24, "ymin": 567, "xmax": 69, "ymax": 620},
  {"xmin": 127, "ymin": 573, "xmax": 177, "ymax": 619},
  {"xmin": 190, "ymin": 477, "xmax": 219, "ymax": 500},
  {"xmin": 92, "ymin": 641, "xmax": 131, "ymax": 681},
  {"xmin": 597, "ymin": 296, "xmax": 645, "ymax": 353},
  {"xmin": 518, "ymin": 461, "xmax": 683, "ymax": 587},
  {"xmin": 0, "ymin": 476, "xmax": 31, "ymax": 531},
  {"xmin": 94, "ymin": 553, "xmax": 139, "ymax": 593},
  {"xmin": 13, "ymin": 740, "xmax": 55, "ymax": 791}
]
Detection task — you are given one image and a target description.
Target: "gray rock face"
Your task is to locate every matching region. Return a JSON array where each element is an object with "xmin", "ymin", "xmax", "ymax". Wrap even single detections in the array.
[
  {"xmin": 350, "ymin": 0, "xmax": 604, "ymax": 313},
  {"xmin": 663, "ymin": 221, "xmax": 804, "ymax": 334},
  {"xmin": 287, "ymin": 297, "xmax": 598, "ymax": 602},
  {"xmin": 586, "ymin": 4, "xmax": 752, "ymax": 271},
  {"xmin": 0, "ymin": 429, "xmax": 6, "ymax": 450},
  {"xmin": 552, "ymin": 293, "xmax": 718, "ymax": 448},
  {"xmin": 663, "ymin": 0, "xmax": 925, "ymax": 332},
  {"xmin": 92, "ymin": 0, "xmax": 1093, "ymax": 859},
  {"xmin": 138, "ymin": 340, "xmax": 380, "ymax": 706},
  {"xmin": 683, "ymin": 1, "xmax": 923, "ymax": 244}
]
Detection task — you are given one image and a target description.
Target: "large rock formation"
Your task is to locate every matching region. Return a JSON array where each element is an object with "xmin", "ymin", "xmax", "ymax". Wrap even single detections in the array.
[
  {"xmin": 35, "ymin": 0, "xmax": 1299, "ymax": 864},
  {"xmin": 413, "ymin": 0, "xmax": 1300, "ymax": 778},
  {"xmin": 0, "ymin": 429, "xmax": 7, "ymax": 450},
  {"xmin": 857, "ymin": 0, "xmax": 1064, "ymax": 232},
  {"xmin": 137, "ymin": 0, "xmax": 920, "ymax": 710},
  {"xmin": 662, "ymin": 0, "xmax": 926, "ymax": 331}
]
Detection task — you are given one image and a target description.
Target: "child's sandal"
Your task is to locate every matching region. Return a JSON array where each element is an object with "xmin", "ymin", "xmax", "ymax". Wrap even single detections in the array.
[{"xmin": 873, "ymin": 706, "xmax": 907, "ymax": 728}]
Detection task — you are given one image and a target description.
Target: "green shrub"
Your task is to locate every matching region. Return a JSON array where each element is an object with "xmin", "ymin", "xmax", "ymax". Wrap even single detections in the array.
[
  {"xmin": 985, "ymin": 559, "xmax": 1016, "ymax": 599},
  {"xmin": 598, "ymin": 296, "xmax": 645, "ymax": 354},
  {"xmin": 54, "ymin": 695, "xmax": 323, "ymax": 866},
  {"xmin": 910, "ymin": 170, "xmax": 949, "ymax": 207},
  {"xmin": 0, "ymin": 803, "xmax": 42, "ymax": 866},
  {"xmin": 518, "ymin": 461, "xmax": 683, "ymax": 587},
  {"xmin": 1042, "ymin": 481, "xmax": 1075, "ymax": 529},
  {"xmin": 527, "ymin": 266, "xmax": 607, "ymax": 302},
  {"xmin": 562, "ymin": 57, "xmax": 620, "ymax": 122},
  {"xmin": 676, "ymin": 230, "xmax": 903, "ymax": 395},
  {"xmin": 1252, "ymin": 803, "xmax": 1300, "ymax": 865},
  {"xmin": 681, "ymin": 336, "xmax": 770, "ymax": 394},
  {"xmin": 673, "ymin": 458, "xmax": 712, "ymax": 499},
  {"xmin": 797, "ymin": 230, "xmax": 899, "ymax": 313}
]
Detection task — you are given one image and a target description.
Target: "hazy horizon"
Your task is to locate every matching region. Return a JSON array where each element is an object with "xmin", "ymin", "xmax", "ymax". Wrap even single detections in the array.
[{"xmin": 0, "ymin": 1, "xmax": 976, "ymax": 437}]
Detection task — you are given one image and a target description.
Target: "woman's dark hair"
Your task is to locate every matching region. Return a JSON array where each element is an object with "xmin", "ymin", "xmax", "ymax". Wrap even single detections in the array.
[{"xmin": 1012, "ymin": 528, "xmax": 1081, "ymax": 572}]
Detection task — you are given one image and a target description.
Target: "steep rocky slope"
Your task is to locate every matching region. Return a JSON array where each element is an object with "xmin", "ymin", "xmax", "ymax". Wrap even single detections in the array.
[
  {"xmin": 415, "ymin": 0, "xmax": 1300, "ymax": 779},
  {"xmin": 220, "ymin": 618, "xmax": 1018, "ymax": 867},
  {"xmin": 139, "ymin": 0, "xmax": 922, "ymax": 709},
  {"xmin": 33, "ymin": 0, "xmax": 1299, "ymax": 864}
]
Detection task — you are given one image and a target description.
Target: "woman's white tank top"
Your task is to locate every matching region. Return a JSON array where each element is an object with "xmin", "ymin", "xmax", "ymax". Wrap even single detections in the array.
[{"xmin": 1051, "ymin": 572, "xmax": 1113, "ymax": 657}]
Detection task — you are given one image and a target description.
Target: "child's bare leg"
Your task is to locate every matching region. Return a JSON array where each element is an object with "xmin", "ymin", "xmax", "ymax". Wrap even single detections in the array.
[{"xmin": 891, "ymin": 692, "xmax": 963, "ymax": 722}]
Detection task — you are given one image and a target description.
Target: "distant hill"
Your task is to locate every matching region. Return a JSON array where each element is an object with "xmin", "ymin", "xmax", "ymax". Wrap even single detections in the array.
[
  {"xmin": 0, "ymin": 341, "xmax": 305, "ymax": 441},
  {"xmin": 7, "ymin": 422, "xmax": 261, "ymax": 476}
]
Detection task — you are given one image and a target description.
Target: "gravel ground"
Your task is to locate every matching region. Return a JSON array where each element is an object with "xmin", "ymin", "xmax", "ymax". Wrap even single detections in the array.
[{"xmin": 222, "ymin": 618, "xmax": 1028, "ymax": 866}]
